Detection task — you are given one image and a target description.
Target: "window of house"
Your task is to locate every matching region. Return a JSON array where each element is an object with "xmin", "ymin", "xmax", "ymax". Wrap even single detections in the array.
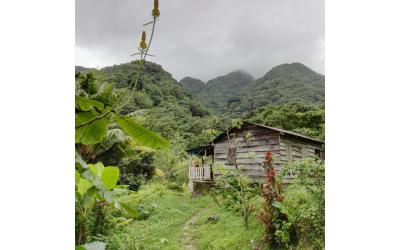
[{"xmin": 227, "ymin": 146, "xmax": 237, "ymax": 165}]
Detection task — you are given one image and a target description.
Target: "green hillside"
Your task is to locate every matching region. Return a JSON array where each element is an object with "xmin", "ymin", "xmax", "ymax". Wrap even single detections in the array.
[
  {"xmin": 76, "ymin": 62, "xmax": 206, "ymax": 114},
  {"xmin": 179, "ymin": 76, "xmax": 205, "ymax": 95},
  {"xmin": 75, "ymin": 62, "xmax": 227, "ymax": 149},
  {"xmin": 75, "ymin": 61, "xmax": 324, "ymax": 145},
  {"xmin": 179, "ymin": 63, "xmax": 324, "ymax": 117},
  {"xmin": 180, "ymin": 70, "xmax": 254, "ymax": 113},
  {"xmin": 228, "ymin": 63, "xmax": 325, "ymax": 116}
]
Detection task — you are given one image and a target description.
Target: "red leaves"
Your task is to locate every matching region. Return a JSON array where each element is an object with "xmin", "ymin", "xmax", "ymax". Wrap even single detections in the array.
[
  {"xmin": 265, "ymin": 151, "xmax": 273, "ymax": 160},
  {"xmin": 267, "ymin": 169, "xmax": 276, "ymax": 178},
  {"xmin": 264, "ymin": 151, "xmax": 273, "ymax": 165}
]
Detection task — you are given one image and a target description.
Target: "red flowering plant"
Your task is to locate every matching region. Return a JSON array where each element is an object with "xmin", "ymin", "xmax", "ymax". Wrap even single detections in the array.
[
  {"xmin": 260, "ymin": 151, "xmax": 282, "ymax": 202},
  {"xmin": 257, "ymin": 151, "xmax": 289, "ymax": 247}
]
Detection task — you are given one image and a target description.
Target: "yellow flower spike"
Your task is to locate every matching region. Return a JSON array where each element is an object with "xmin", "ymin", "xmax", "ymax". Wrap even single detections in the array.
[
  {"xmin": 139, "ymin": 31, "xmax": 147, "ymax": 49},
  {"xmin": 152, "ymin": 0, "xmax": 160, "ymax": 17}
]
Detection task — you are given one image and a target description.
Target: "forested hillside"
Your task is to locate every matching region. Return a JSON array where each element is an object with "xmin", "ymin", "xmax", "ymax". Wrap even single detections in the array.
[
  {"xmin": 77, "ymin": 62, "xmax": 199, "ymax": 113},
  {"xmin": 179, "ymin": 62, "xmax": 324, "ymax": 117},
  {"xmin": 75, "ymin": 62, "xmax": 228, "ymax": 150},
  {"xmin": 179, "ymin": 76, "xmax": 205, "ymax": 94},
  {"xmin": 230, "ymin": 63, "xmax": 325, "ymax": 116},
  {"xmin": 180, "ymin": 70, "xmax": 254, "ymax": 113},
  {"xmin": 76, "ymin": 61, "xmax": 325, "ymax": 146}
]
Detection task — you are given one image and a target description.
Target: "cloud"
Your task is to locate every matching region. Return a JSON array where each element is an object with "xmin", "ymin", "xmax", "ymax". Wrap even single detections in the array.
[{"xmin": 76, "ymin": 0, "xmax": 324, "ymax": 81}]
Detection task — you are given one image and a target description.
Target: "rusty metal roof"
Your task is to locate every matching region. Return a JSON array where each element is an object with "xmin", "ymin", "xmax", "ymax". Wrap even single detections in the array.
[{"xmin": 213, "ymin": 121, "xmax": 324, "ymax": 144}]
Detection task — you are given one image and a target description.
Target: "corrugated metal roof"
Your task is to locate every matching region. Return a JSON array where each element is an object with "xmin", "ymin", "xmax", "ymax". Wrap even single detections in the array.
[
  {"xmin": 244, "ymin": 121, "xmax": 324, "ymax": 143},
  {"xmin": 213, "ymin": 121, "xmax": 324, "ymax": 144}
]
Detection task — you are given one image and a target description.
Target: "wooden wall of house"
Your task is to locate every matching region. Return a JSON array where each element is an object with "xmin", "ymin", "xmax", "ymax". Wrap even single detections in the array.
[
  {"xmin": 279, "ymin": 135, "xmax": 324, "ymax": 181},
  {"xmin": 213, "ymin": 123, "xmax": 281, "ymax": 183},
  {"xmin": 279, "ymin": 135, "xmax": 324, "ymax": 162},
  {"xmin": 213, "ymin": 123, "xmax": 325, "ymax": 184}
]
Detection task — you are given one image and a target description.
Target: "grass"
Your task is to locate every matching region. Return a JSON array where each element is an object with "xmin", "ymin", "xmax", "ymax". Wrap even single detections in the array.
[
  {"xmin": 107, "ymin": 184, "xmax": 211, "ymax": 249},
  {"xmin": 193, "ymin": 206, "xmax": 266, "ymax": 250},
  {"xmin": 105, "ymin": 183, "xmax": 267, "ymax": 250}
]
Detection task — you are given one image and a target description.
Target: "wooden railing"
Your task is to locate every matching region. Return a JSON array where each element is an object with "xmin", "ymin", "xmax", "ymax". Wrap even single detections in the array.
[{"xmin": 189, "ymin": 166, "xmax": 211, "ymax": 181}]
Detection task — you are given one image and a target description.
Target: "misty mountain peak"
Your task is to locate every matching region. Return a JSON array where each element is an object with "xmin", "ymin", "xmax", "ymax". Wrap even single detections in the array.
[
  {"xmin": 179, "ymin": 77, "xmax": 206, "ymax": 93},
  {"xmin": 262, "ymin": 62, "xmax": 323, "ymax": 81}
]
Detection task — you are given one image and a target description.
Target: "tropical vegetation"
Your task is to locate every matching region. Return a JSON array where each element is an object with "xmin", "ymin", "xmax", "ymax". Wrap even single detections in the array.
[{"xmin": 75, "ymin": 1, "xmax": 325, "ymax": 249}]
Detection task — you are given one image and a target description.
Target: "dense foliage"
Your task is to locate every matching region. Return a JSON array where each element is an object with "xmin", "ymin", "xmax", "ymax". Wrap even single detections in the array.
[
  {"xmin": 75, "ymin": 47, "xmax": 325, "ymax": 250},
  {"xmin": 75, "ymin": 1, "xmax": 325, "ymax": 249},
  {"xmin": 180, "ymin": 63, "xmax": 324, "ymax": 117},
  {"xmin": 75, "ymin": 59, "xmax": 174, "ymax": 249},
  {"xmin": 75, "ymin": 70, "xmax": 169, "ymax": 187},
  {"xmin": 213, "ymin": 162, "xmax": 258, "ymax": 228},
  {"xmin": 181, "ymin": 70, "xmax": 254, "ymax": 113},
  {"xmin": 179, "ymin": 76, "xmax": 205, "ymax": 94},
  {"xmin": 76, "ymin": 63, "xmax": 232, "ymax": 150},
  {"xmin": 246, "ymin": 102, "xmax": 325, "ymax": 140},
  {"xmin": 229, "ymin": 63, "xmax": 325, "ymax": 116},
  {"xmin": 75, "ymin": 64, "xmax": 325, "ymax": 249},
  {"xmin": 277, "ymin": 158, "xmax": 325, "ymax": 249}
]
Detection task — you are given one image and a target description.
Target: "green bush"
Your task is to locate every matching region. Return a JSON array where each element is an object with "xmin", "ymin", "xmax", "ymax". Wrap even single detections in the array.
[
  {"xmin": 75, "ymin": 202, "xmax": 119, "ymax": 245},
  {"xmin": 246, "ymin": 102, "xmax": 325, "ymax": 140},
  {"xmin": 278, "ymin": 158, "xmax": 325, "ymax": 249},
  {"xmin": 213, "ymin": 163, "xmax": 259, "ymax": 228},
  {"xmin": 152, "ymin": 137, "xmax": 190, "ymax": 185}
]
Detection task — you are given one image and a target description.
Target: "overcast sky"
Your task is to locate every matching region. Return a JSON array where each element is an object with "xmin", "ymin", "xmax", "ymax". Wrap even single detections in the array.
[{"xmin": 76, "ymin": 0, "xmax": 324, "ymax": 82}]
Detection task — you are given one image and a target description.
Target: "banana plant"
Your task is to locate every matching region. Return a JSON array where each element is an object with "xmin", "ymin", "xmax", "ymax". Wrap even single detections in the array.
[
  {"xmin": 75, "ymin": 95, "xmax": 170, "ymax": 246},
  {"xmin": 75, "ymin": 95, "xmax": 170, "ymax": 149},
  {"xmin": 75, "ymin": 1, "xmax": 164, "ymax": 247}
]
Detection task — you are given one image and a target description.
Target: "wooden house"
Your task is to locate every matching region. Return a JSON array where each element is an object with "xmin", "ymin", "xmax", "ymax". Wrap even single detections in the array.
[{"xmin": 188, "ymin": 121, "xmax": 324, "ymax": 191}]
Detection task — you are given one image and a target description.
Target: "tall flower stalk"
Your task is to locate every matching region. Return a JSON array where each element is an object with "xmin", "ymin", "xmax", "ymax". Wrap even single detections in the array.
[
  {"xmin": 74, "ymin": 0, "xmax": 162, "ymax": 125},
  {"xmin": 259, "ymin": 151, "xmax": 283, "ymax": 245},
  {"xmin": 115, "ymin": 0, "xmax": 160, "ymax": 111}
]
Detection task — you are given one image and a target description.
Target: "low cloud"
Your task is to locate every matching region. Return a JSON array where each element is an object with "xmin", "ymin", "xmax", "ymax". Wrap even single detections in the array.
[{"xmin": 76, "ymin": 0, "xmax": 324, "ymax": 81}]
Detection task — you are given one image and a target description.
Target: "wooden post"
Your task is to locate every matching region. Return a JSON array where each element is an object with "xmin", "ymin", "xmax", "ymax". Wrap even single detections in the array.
[{"xmin": 188, "ymin": 160, "xmax": 194, "ymax": 193}]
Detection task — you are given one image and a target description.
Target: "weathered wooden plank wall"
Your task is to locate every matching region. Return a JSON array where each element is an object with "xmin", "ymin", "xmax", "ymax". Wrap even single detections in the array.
[
  {"xmin": 212, "ymin": 123, "xmax": 325, "ymax": 184},
  {"xmin": 279, "ymin": 135, "xmax": 324, "ymax": 181},
  {"xmin": 279, "ymin": 136, "xmax": 324, "ymax": 163},
  {"xmin": 213, "ymin": 123, "xmax": 281, "ymax": 183}
]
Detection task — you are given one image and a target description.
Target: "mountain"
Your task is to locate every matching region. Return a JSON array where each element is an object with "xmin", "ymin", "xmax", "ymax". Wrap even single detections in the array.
[
  {"xmin": 75, "ymin": 61, "xmax": 324, "ymax": 147},
  {"xmin": 75, "ymin": 61, "xmax": 218, "ymax": 148},
  {"xmin": 180, "ymin": 63, "xmax": 324, "ymax": 116},
  {"xmin": 181, "ymin": 70, "xmax": 254, "ymax": 113},
  {"xmin": 75, "ymin": 65, "xmax": 95, "ymax": 73},
  {"xmin": 229, "ymin": 63, "xmax": 324, "ymax": 115},
  {"xmin": 75, "ymin": 62, "xmax": 210, "ymax": 117},
  {"xmin": 179, "ymin": 77, "xmax": 205, "ymax": 95},
  {"xmin": 76, "ymin": 61, "xmax": 324, "ymax": 119}
]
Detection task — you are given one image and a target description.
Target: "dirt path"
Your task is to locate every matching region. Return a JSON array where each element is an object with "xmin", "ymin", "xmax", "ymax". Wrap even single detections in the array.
[{"xmin": 181, "ymin": 208, "xmax": 207, "ymax": 250}]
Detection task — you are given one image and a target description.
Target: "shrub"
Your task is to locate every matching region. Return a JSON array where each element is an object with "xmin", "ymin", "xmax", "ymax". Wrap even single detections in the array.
[
  {"xmin": 213, "ymin": 162, "xmax": 259, "ymax": 228},
  {"xmin": 278, "ymin": 158, "xmax": 325, "ymax": 249},
  {"xmin": 152, "ymin": 137, "xmax": 191, "ymax": 185}
]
